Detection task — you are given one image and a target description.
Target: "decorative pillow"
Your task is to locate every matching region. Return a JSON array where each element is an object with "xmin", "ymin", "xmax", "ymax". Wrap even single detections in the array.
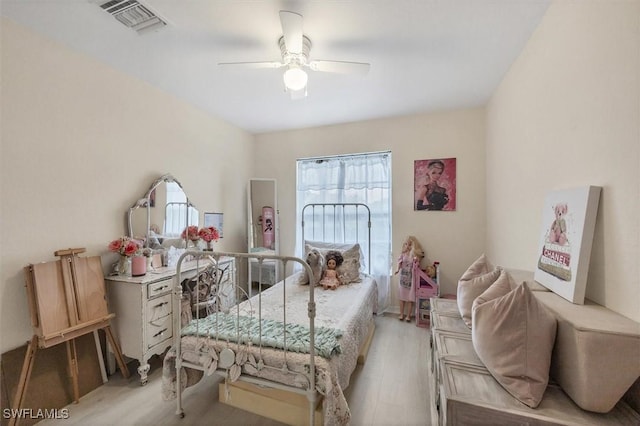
[
  {"xmin": 305, "ymin": 240, "xmax": 366, "ymax": 270},
  {"xmin": 303, "ymin": 242, "xmax": 363, "ymax": 285},
  {"xmin": 473, "ymin": 269, "xmax": 514, "ymax": 306},
  {"xmin": 337, "ymin": 256, "xmax": 361, "ymax": 284},
  {"xmin": 459, "ymin": 253, "xmax": 494, "ymax": 281},
  {"xmin": 471, "ymin": 282, "xmax": 557, "ymax": 408},
  {"xmin": 457, "ymin": 268, "xmax": 501, "ymax": 327}
]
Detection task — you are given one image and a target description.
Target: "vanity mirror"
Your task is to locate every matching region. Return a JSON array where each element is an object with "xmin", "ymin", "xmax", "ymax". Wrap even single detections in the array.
[{"xmin": 127, "ymin": 174, "xmax": 198, "ymax": 248}]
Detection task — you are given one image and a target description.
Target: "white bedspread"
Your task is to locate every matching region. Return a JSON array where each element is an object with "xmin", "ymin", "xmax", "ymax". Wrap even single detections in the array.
[{"xmin": 163, "ymin": 272, "xmax": 378, "ymax": 426}]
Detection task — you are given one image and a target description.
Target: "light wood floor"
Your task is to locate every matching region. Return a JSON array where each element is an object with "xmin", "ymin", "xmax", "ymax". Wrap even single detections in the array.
[{"xmin": 39, "ymin": 313, "xmax": 432, "ymax": 426}]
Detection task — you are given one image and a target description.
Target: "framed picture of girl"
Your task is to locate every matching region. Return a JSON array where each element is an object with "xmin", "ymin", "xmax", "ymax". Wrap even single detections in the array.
[{"xmin": 414, "ymin": 158, "xmax": 457, "ymax": 211}]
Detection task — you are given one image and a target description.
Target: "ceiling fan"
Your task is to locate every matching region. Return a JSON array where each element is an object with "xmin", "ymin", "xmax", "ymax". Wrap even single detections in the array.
[{"xmin": 218, "ymin": 11, "xmax": 371, "ymax": 100}]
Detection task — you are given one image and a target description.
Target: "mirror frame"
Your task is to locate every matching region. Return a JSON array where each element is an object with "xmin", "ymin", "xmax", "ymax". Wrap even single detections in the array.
[
  {"xmin": 247, "ymin": 178, "xmax": 280, "ymax": 294},
  {"xmin": 127, "ymin": 173, "xmax": 198, "ymax": 248},
  {"xmin": 247, "ymin": 178, "xmax": 279, "ymax": 254}
]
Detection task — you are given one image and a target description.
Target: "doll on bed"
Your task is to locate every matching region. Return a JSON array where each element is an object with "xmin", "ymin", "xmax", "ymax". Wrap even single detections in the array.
[{"xmin": 320, "ymin": 250, "xmax": 344, "ymax": 290}]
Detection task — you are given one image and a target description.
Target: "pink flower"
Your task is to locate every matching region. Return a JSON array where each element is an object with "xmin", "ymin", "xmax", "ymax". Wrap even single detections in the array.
[
  {"xmin": 108, "ymin": 239, "xmax": 123, "ymax": 252},
  {"xmin": 108, "ymin": 237, "xmax": 140, "ymax": 257},
  {"xmin": 198, "ymin": 226, "xmax": 220, "ymax": 243},
  {"xmin": 123, "ymin": 240, "xmax": 139, "ymax": 256},
  {"xmin": 181, "ymin": 225, "xmax": 200, "ymax": 241}
]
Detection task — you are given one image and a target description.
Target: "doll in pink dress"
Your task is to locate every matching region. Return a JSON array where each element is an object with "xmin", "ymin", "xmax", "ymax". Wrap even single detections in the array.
[
  {"xmin": 395, "ymin": 236, "xmax": 424, "ymax": 322},
  {"xmin": 320, "ymin": 251, "xmax": 344, "ymax": 290}
]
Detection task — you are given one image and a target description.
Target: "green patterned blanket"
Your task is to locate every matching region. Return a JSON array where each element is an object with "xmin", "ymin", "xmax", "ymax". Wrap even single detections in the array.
[{"xmin": 181, "ymin": 312, "xmax": 343, "ymax": 358}]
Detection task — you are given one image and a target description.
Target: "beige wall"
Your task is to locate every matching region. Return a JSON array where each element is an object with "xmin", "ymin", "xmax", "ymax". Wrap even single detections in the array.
[
  {"xmin": 0, "ymin": 19, "xmax": 254, "ymax": 353},
  {"xmin": 4, "ymin": 0, "xmax": 636, "ymax": 358},
  {"xmin": 254, "ymin": 109, "xmax": 487, "ymax": 307},
  {"xmin": 486, "ymin": 1, "xmax": 640, "ymax": 321}
]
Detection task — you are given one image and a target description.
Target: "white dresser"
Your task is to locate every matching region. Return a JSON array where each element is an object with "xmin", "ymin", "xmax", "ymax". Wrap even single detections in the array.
[{"xmin": 105, "ymin": 257, "xmax": 236, "ymax": 384}]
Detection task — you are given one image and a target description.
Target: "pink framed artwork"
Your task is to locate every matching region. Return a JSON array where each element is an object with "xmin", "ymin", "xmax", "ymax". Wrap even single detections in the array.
[
  {"xmin": 534, "ymin": 186, "xmax": 601, "ymax": 304},
  {"xmin": 414, "ymin": 158, "xmax": 457, "ymax": 211}
]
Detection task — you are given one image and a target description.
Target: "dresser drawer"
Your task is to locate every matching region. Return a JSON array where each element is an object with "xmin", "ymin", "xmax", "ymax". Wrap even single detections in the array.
[
  {"xmin": 146, "ymin": 293, "xmax": 172, "ymax": 348},
  {"xmin": 148, "ymin": 279, "xmax": 172, "ymax": 299},
  {"xmin": 146, "ymin": 314, "xmax": 172, "ymax": 349}
]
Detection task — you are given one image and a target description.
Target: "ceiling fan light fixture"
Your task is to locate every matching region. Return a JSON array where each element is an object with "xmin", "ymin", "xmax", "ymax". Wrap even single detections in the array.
[{"xmin": 283, "ymin": 66, "xmax": 308, "ymax": 91}]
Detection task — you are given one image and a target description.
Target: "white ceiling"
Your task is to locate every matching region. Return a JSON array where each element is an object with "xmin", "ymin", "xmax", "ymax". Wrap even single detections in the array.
[{"xmin": 1, "ymin": 0, "xmax": 551, "ymax": 134}]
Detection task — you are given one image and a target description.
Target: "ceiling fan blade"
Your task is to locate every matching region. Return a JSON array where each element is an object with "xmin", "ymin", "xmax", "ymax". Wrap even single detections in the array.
[
  {"xmin": 308, "ymin": 60, "xmax": 370, "ymax": 75},
  {"xmin": 279, "ymin": 10, "xmax": 303, "ymax": 54},
  {"xmin": 218, "ymin": 61, "xmax": 284, "ymax": 69}
]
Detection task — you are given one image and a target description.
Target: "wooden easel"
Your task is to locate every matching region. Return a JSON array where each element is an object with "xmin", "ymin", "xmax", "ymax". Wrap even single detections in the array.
[{"xmin": 10, "ymin": 248, "xmax": 129, "ymax": 426}]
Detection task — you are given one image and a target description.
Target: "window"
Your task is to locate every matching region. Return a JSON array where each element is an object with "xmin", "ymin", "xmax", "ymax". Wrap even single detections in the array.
[
  {"xmin": 164, "ymin": 181, "xmax": 197, "ymax": 236},
  {"xmin": 296, "ymin": 151, "xmax": 392, "ymax": 311}
]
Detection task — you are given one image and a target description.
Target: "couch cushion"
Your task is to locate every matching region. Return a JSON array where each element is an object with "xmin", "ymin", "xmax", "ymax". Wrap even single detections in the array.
[
  {"xmin": 457, "ymin": 268, "xmax": 501, "ymax": 327},
  {"xmin": 472, "ymin": 282, "xmax": 557, "ymax": 408},
  {"xmin": 533, "ymin": 291, "xmax": 640, "ymax": 413},
  {"xmin": 459, "ymin": 254, "xmax": 494, "ymax": 281},
  {"xmin": 474, "ymin": 269, "xmax": 513, "ymax": 305}
]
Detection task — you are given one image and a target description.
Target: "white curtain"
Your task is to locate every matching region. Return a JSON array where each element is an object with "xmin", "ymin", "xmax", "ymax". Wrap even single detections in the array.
[{"xmin": 296, "ymin": 152, "xmax": 392, "ymax": 312}]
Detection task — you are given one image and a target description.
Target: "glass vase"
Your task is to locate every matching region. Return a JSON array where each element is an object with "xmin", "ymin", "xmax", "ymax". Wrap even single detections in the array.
[
  {"xmin": 205, "ymin": 241, "xmax": 213, "ymax": 251},
  {"xmin": 117, "ymin": 255, "xmax": 131, "ymax": 276}
]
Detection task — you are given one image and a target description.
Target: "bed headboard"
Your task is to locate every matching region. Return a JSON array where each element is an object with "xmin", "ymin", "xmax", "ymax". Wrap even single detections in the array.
[{"xmin": 301, "ymin": 203, "xmax": 371, "ymax": 274}]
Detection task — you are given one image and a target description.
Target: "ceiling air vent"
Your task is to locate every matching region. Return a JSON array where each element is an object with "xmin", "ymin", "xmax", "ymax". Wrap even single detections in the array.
[{"xmin": 96, "ymin": 0, "xmax": 166, "ymax": 34}]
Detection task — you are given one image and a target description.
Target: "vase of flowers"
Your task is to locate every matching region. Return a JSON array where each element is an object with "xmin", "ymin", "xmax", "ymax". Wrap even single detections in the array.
[
  {"xmin": 142, "ymin": 247, "xmax": 153, "ymax": 270},
  {"xmin": 198, "ymin": 226, "xmax": 220, "ymax": 251},
  {"xmin": 182, "ymin": 225, "xmax": 200, "ymax": 249},
  {"xmin": 108, "ymin": 237, "xmax": 140, "ymax": 275}
]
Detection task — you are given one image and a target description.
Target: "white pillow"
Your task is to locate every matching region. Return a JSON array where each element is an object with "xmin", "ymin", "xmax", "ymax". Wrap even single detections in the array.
[
  {"xmin": 459, "ymin": 253, "xmax": 494, "ymax": 281},
  {"xmin": 304, "ymin": 242, "xmax": 362, "ymax": 284},
  {"xmin": 304, "ymin": 240, "xmax": 366, "ymax": 270},
  {"xmin": 472, "ymin": 282, "xmax": 557, "ymax": 408},
  {"xmin": 457, "ymin": 268, "xmax": 501, "ymax": 327}
]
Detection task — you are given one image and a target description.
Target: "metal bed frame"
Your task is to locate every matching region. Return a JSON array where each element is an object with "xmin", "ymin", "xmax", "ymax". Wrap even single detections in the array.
[
  {"xmin": 173, "ymin": 251, "xmax": 317, "ymax": 424},
  {"xmin": 172, "ymin": 203, "xmax": 373, "ymax": 425},
  {"xmin": 301, "ymin": 203, "xmax": 371, "ymax": 274}
]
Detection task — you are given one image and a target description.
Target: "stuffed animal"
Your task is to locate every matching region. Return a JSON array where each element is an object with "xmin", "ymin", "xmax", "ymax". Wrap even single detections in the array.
[
  {"xmin": 298, "ymin": 248, "xmax": 325, "ymax": 285},
  {"xmin": 548, "ymin": 203, "xmax": 568, "ymax": 245},
  {"xmin": 425, "ymin": 264, "xmax": 437, "ymax": 279}
]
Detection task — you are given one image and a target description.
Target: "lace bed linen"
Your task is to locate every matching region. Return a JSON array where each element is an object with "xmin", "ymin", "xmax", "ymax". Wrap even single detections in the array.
[{"xmin": 163, "ymin": 272, "xmax": 378, "ymax": 426}]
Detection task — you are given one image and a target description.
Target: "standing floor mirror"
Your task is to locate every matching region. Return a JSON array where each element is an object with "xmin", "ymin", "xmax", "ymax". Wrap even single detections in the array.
[{"xmin": 247, "ymin": 178, "xmax": 280, "ymax": 296}]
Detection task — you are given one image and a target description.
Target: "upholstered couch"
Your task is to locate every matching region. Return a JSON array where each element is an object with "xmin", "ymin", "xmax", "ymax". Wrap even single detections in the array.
[{"xmin": 428, "ymin": 267, "xmax": 640, "ymax": 425}]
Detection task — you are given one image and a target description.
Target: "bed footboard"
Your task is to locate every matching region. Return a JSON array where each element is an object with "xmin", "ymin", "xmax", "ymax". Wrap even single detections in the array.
[{"xmin": 171, "ymin": 251, "xmax": 319, "ymax": 425}]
